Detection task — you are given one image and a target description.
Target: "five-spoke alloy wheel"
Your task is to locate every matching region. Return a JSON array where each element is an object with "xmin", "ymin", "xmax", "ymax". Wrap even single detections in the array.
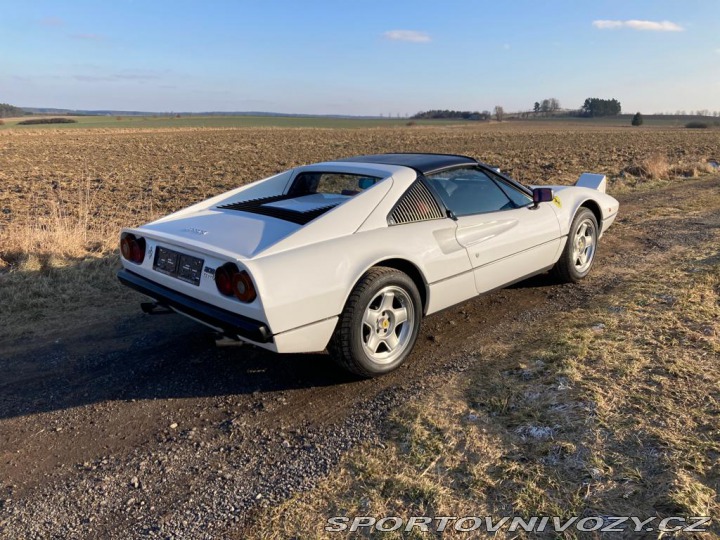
[
  {"xmin": 552, "ymin": 207, "xmax": 599, "ymax": 282},
  {"xmin": 361, "ymin": 285, "xmax": 415, "ymax": 365},
  {"xmin": 330, "ymin": 267, "xmax": 422, "ymax": 378},
  {"xmin": 571, "ymin": 218, "xmax": 596, "ymax": 274}
]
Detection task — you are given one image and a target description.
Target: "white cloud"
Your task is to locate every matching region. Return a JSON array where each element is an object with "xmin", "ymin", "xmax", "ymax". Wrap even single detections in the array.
[
  {"xmin": 715, "ymin": 48, "xmax": 720, "ymax": 55},
  {"xmin": 383, "ymin": 30, "xmax": 431, "ymax": 43},
  {"xmin": 592, "ymin": 19, "xmax": 684, "ymax": 32},
  {"xmin": 593, "ymin": 20, "xmax": 624, "ymax": 29}
]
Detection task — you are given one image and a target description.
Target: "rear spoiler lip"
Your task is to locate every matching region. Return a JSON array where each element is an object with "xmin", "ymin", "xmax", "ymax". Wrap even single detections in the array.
[{"xmin": 575, "ymin": 173, "xmax": 607, "ymax": 193}]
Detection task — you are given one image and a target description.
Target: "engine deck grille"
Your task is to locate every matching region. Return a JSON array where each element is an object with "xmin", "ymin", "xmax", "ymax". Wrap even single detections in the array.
[{"xmin": 217, "ymin": 195, "xmax": 338, "ymax": 225}]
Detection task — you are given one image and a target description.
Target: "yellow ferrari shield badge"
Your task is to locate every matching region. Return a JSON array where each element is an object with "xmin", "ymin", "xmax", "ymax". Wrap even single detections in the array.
[{"xmin": 552, "ymin": 195, "xmax": 562, "ymax": 208}]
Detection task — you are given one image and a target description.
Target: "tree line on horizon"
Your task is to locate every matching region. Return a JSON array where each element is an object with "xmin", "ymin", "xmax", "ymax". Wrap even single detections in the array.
[
  {"xmin": 580, "ymin": 98, "xmax": 622, "ymax": 117},
  {"xmin": 533, "ymin": 98, "xmax": 561, "ymax": 114},
  {"xmin": 0, "ymin": 103, "xmax": 25, "ymax": 118},
  {"xmin": 411, "ymin": 109, "xmax": 492, "ymax": 121},
  {"xmin": 413, "ymin": 97, "xmax": 627, "ymax": 121}
]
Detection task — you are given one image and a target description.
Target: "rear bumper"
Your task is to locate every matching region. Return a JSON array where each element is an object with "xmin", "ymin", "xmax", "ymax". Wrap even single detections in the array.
[{"xmin": 117, "ymin": 269, "xmax": 272, "ymax": 343}]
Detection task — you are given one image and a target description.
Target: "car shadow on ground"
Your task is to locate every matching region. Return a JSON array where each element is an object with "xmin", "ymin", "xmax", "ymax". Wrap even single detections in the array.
[
  {"xmin": 0, "ymin": 303, "xmax": 361, "ymax": 420},
  {"xmin": 0, "ymin": 257, "xmax": 562, "ymax": 421},
  {"xmin": 507, "ymin": 271, "xmax": 563, "ymax": 289}
]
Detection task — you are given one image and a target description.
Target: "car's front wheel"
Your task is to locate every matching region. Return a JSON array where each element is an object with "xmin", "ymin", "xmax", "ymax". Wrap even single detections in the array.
[
  {"xmin": 329, "ymin": 267, "xmax": 422, "ymax": 378},
  {"xmin": 552, "ymin": 207, "xmax": 599, "ymax": 282}
]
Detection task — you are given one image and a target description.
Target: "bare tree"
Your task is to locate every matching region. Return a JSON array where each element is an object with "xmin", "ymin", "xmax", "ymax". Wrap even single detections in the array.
[
  {"xmin": 494, "ymin": 106, "xmax": 504, "ymax": 122},
  {"xmin": 550, "ymin": 98, "xmax": 561, "ymax": 112}
]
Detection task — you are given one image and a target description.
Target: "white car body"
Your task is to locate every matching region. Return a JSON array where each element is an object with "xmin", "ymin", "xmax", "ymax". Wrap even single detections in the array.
[{"xmin": 118, "ymin": 154, "xmax": 619, "ymax": 356}]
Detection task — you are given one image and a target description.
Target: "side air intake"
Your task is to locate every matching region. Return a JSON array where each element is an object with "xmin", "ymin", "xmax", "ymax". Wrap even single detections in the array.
[{"xmin": 388, "ymin": 181, "xmax": 444, "ymax": 225}]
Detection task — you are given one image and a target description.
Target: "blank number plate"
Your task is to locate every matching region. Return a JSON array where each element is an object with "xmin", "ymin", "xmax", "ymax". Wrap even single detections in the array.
[{"xmin": 154, "ymin": 246, "xmax": 204, "ymax": 286}]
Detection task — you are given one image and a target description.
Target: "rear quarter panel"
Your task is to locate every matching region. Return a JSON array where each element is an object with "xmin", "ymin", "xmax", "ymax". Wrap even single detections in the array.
[{"xmin": 249, "ymin": 218, "xmax": 470, "ymax": 335}]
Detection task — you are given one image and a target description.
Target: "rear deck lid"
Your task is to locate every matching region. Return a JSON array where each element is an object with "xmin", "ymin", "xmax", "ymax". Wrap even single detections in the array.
[{"xmin": 140, "ymin": 209, "xmax": 302, "ymax": 259}]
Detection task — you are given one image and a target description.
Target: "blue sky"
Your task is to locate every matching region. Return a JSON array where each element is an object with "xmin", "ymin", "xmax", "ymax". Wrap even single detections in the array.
[{"xmin": 1, "ymin": 0, "xmax": 718, "ymax": 115}]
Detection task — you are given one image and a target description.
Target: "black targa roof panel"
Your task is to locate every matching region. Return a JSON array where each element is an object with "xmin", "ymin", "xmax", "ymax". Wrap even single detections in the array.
[{"xmin": 336, "ymin": 153, "xmax": 477, "ymax": 175}]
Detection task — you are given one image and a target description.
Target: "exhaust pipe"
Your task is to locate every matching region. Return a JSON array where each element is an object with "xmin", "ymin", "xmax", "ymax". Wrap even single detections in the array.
[{"xmin": 140, "ymin": 302, "xmax": 173, "ymax": 315}]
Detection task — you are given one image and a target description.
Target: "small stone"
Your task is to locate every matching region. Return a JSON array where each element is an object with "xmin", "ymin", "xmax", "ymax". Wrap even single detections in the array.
[
  {"xmin": 130, "ymin": 476, "xmax": 140, "ymax": 489},
  {"xmin": 169, "ymin": 423, "xmax": 178, "ymax": 430}
]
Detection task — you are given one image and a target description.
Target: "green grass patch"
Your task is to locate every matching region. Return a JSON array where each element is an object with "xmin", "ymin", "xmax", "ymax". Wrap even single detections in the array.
[
  {"xmin": 0, "ymin": 115, "xmax": 469, "ymax": 130},
  {"xmin": 17, "ymin": 117, "xmax": 78, "ymax": 125}
]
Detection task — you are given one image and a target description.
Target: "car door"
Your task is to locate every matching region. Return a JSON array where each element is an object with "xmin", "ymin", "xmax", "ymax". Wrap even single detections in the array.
[{"xmin": 425, "ymin": 167, "xmax": 561, "ymax": 293}]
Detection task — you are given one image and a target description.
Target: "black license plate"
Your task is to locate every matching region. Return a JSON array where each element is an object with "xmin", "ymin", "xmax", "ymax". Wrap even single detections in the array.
[{"xmin": 154, "ymin": 247, "xmax": 204, "ymax": 286}]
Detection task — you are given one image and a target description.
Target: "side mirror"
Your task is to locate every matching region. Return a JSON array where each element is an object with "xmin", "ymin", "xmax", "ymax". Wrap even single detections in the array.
[{"xmin": 532, "ymin": 187, "xmax": 554, "ymax": 208}]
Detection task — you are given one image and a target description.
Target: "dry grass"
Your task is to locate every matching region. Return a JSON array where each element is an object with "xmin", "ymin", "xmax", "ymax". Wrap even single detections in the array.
[
  {"xmin": 621, "ymin": 154, "xmax": 715, "ymax": 183},
  {"xmin": 0, "ymin": 176, "xmax": 155, "ymax": 341},
  {"xmin": 245, "ymin": 209, "xmax": 720, "ymax": 538},
  {"xmin": 622, "ymin": 154, "xmax": 671, "ymax": 180},
  {"xmin": 670, "ymin": 161, "xmax": 717, "ymax": 178},
  {"xmin": 622, "ymin": 155, "xmax": 716, "ymax": 181},
  {"xmin": 2, "ymin": 180, "xmax": 111, "ymax": 269}
]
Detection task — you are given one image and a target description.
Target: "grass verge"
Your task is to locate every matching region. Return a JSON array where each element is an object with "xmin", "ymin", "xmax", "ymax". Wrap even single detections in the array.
[
  {"xmin": 0, "ymin": 178, "xmax": 153, "ymax": 342},
  {"xmin": 245, "ymin": 242, "xmax": 719, "ymax": 538}
]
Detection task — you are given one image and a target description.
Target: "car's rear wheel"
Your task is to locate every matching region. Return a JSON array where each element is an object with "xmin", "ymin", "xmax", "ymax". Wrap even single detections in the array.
[
  {"xmin": 329, "ymin": 267, "xmax": 422, "ymax": 378},
  {"xmin": 552, "ymin": 207, "xmax": 599, "ymax": 282}
]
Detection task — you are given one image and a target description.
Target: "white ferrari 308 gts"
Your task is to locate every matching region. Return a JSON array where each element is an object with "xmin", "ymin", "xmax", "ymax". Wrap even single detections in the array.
[{"xmin": 118, "ymin": 153, "xmax": 619, "ymax": 377}]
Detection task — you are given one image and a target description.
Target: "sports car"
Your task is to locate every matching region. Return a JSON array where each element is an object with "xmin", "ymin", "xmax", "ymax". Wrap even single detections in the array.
[{"xmin": 117, "ymin": 153, "xmax": 619, "ymax": 377}]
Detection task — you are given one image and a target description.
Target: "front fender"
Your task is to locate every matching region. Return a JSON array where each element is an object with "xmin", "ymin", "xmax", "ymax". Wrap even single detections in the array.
[{"xmin": 548, "ymin": 186, "xmax": 619, "ymax": 237}]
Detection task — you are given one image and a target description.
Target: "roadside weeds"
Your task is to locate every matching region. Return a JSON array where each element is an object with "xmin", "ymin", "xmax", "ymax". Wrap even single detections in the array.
[{"xmin": 245, "ymin": 192, "xmax": 720, "ymax": 539}]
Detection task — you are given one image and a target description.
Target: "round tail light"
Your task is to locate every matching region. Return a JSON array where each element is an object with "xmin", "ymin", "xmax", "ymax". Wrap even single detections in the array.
[
  {"xmin": 232, "ymin": 271, "xmax": 257, "ymax": 303},
  {"xmin": 120, "ymin": 235, "xmax": 133, "ymax": 260},
  {"xmin": 120, "ymin": 233, "xmax": 146, "ymax": 264},
  {"xmin": 215, "ymin": 263, "xmax": 239, "ymax": 296},
  {"xmin": 215, "ymin": 263, "xmax": 256, "ymax": 303}
]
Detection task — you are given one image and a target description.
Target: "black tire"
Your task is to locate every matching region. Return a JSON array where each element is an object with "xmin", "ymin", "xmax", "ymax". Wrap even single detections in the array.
[
  {"xmin": 551, "ymin": 207, "xmax": 599, "ymax": 283},
  {"xmin": 329, "ymin": 267, "xmax": 422, "ymax": 378}
]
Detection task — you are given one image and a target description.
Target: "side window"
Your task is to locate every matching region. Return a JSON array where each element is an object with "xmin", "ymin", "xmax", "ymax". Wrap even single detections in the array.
[
  {"xmin": 489, "ymin": 173, "xmax": 533, "ymax": 207},
  {"xmin": 425, "ymin": 167, "xmax": 514, "ymax": 216}
]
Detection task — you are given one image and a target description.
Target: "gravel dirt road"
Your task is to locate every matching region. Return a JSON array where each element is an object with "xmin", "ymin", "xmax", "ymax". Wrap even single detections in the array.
[{"xmin": 1, "ymin": 177, "xmax": 718, "ymax": 539}]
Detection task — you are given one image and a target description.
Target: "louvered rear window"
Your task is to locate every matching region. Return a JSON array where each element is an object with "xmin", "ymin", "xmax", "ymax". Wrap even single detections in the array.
[{"xmin": 388, "ymin": 181, "xmax": 444, "ymax": 225}]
